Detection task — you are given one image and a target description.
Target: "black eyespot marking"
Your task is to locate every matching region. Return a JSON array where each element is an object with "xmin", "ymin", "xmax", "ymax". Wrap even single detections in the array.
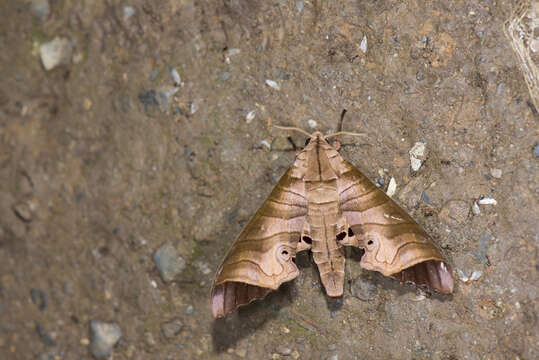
[
  {"xmin": 282, "ymin": 250, "xmax": 289, "ymax": 255},
  {"xmin": 367, "ymin": 240, "xmax": 373, "ymax": 245},
  {"xmin": 336, "ymin": 232, "xmax": 346, "ymax": 241},
  {"xmin": 304, "ymin": 138, "xmax": 311, "ymax": 146},
  {"xmin": 302, "ymin": 236, "xmax": 312, "ymax": 244},
  {"xmin": 348, "ymin": 228, "xmax": 354, "ymax": 237}
]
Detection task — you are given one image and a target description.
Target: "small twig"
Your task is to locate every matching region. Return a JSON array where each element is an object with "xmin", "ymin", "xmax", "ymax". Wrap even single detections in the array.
[{"xmin": 289, "ymin": 309, "xmax": 322, "ymax": 333}]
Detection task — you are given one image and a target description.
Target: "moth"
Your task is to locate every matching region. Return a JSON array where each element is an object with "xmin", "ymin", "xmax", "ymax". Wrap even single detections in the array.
[{"xmin": 211, "ymin": 127, "xmax": 454, "ymax": 318}]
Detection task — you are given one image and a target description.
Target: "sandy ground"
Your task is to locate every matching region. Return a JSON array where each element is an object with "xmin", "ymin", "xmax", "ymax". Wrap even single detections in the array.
[{"xmin": 0, "ymin": 1, "xmax": 537, "ymax": 359}]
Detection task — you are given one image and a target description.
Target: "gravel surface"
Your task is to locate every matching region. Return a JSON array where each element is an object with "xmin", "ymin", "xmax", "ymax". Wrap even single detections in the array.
[{"xmin": 0, "ymin": 1, "xmax": 537, "ymax": 359}]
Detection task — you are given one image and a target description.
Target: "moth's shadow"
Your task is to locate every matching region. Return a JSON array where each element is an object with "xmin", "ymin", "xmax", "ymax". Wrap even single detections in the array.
[
  {"xmin": 211, "ymin": 283, "xmax": 295, "ymax": 352},
  {"xmin": 345, "ymin": 246, "xmax": 455, "ymax": 303}
]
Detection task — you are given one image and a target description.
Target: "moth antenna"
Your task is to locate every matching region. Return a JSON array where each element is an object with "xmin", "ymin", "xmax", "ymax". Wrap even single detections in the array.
[
  {"xmin": 273, "ymin": 125, "xmax": 312, "ymax": 138},
  {"xmin": 324, "ymin": 131, "xmax": 366, "ymax": 139}
]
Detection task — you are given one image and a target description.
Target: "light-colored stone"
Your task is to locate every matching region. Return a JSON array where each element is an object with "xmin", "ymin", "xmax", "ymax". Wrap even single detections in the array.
[{"xmin": 40, "ymin": 37, "xmax": 73, "ymax": 71}]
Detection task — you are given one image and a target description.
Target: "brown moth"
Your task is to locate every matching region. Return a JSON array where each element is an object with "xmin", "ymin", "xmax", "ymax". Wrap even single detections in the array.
[{"xmin": 211, "ymin": 127, "xmax": 453, "ymax": 318}]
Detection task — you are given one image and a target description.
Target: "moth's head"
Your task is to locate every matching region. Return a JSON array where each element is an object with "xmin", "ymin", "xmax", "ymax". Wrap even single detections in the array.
[
  {"xmin": 303, "ymin": 131, "xmax": 328, "ymax": 148},
  {"xmin": 274, "ymin": 126, "xmax": 365, "ymax": 148}
]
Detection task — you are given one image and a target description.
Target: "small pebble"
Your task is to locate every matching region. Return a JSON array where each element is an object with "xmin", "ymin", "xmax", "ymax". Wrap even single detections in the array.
[
  {"xmin": 83, "ymin": 98, "xmax": 92, "ymax": 111},
  {"xmin": 490, "ymin": 168, "xmax": 502, "ymax": 178},
  {"xmin": 409, "ymin": 142, "xmax": 426, "ymax": 171},
  {"xmin": 189, "ymin": 101, "xmax": 198, "ymax": 114},
  {"xmin": 478, "ymin": 198, "xmax": 497, "ymax": 205},
  {"xmin": 457, "ymin": 269, "xmax": 483, "ymax": 283},
  {"xmin": 155, "ymin": 85, "xmax": 179, "ymax": 112},
  {"xmin": 386, "ymin": 177, "xmax": 397, "ymax": 197},
  {"xmin": 89, "ymin": 322, "xmax": 121, "ymax": 359},
  {"xmin": 296, "ymin": 1, "xmax": 304, "ymax": 13},
  {"xmin": 276, "ymin": 345, "xmax": 292, "ymax": 356},
  {"xmin": 194, "ymin": 261, "xmax": 211, "ymax": 275},
  {"xmin": 265, "ymin": 79, "xmax": 280, "ymax": 91},
  {"xmin": 170, "ymin": 68, "xmax": 181, "ymax": 85},
  {"xmin": 40, "ymin": 37, "xmax": 73, "ymax": 71},
  {"xmin": 246, "ymin": 110, "xmax": 256, "ymax": 123},
  {"xmin": 533, "ymin": 145, "xmax": 539, "ymax": 157},
  {"xmin": 472, "ymin": 202, "xmax": 481, "ymax": 215},
  {"xmin": 412, "ymin": 290, "xmax": 426, "ymax": 301},
  {"xmin": 13, "ymin": 202, "xmax": 32, "ymax": 222},
  {"xmin": 185, "ymin": 305, "xmax": 195, "ymax": 315},
  {"xmin": 153, "ymin": 242, "xmax": 186, "ymax": 282},
  {"xmin": 225, "ymin": 48, "xmax": 241, "ymax": 58},
  {"xmin": 144, "ymin": 331, "xmax": 156, "ymax": 346},
  {"xmin": 360, "ymin": 35, "xmax": 367, "ymax": 53},
  {"xmin": 420, "ymin": 191, "xmax": 431, "ymax": 204},
  {"xmin": 469, "ymin": 270, "xmax": 483, "ymax": 281},
  {"xmin": 307, "ymin": 119, "xmax": 317, "ymax": 128},
  {"xmin": 123, "ymin": 6, "xmax": 136, "ymax": 21},
  {"xmin": 161, "ymin": 318, "xmax": 183, "ymax": 339},
  {"xmin": 221, "ymin": 72, "xmax": 230, "ymax": 81},
  {"xmin": 261, "ymin": 140, "xmax": 271, "ymax": 150},
  {"xmin": 291, "ymin": 350, "xmax": 300, "ymax": 359}
]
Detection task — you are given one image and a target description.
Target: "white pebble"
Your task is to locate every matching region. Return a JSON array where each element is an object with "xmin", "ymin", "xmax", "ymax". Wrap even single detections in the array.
[
  {"xmin": 457, "ymin": 269, "xmax": 470, "ymax": 282},
  {"xmin": 409, "ymin": 142, "xmax": 426, "ymax": 171},
  {"xmin": 478, "ymin": 198, "xmax": 497, "ymax": 205},
  {"xmin": 225, "ymin": 48, "xmax": 241, "ymax": 57},
  {"xmin": 469, "ymin": 270, "xmax": 483, "ymax": 281},
  {"xmin": 265, "ymin": 79, "xmax": 280, "ymax": 91},
  {"xmin": 490, "ymin": 168, "xmax": 502, "ymax": 178},
  {"xmin": 360, "ymin": 35, "xmax": 368, "ymax": 53},
  {"xmin": 386, "ymin": 177, "xmax": 397, "ymax": 197},
  {"xmin": 40, "ymin": 37, "xmax": 73, "ymax": 71},
  {"xmin": 189, "ymin": 102, "xmax": 198, "ymax": 114},
  {"xmin": 170, "ymin": 68, "xmax": 181, "ymax": 85},
  {"xmin": 261, "ymin": 140, "xmax": 271, "ymax": 150},
  {"xmin": 457, "ymin": 269, "xmax": 483, "ymax": 283},
  {"xmin": 472, "ymin": 202, "xmax": 481, "ymax": 215},
  {"xmin": 246, "ymin": 110, "xmax": 256, "ymax": 123},
  {"xmin": 307, "ymin": 119, "xmax": 317, "ymax": 128},
  {"xmin": 150, "ymin": 280, "xmax": 157, "ymax": 288}
]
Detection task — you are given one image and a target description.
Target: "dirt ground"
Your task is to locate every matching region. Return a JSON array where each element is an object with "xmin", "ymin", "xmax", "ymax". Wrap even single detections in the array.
[{"xmin": 0, "ymin": 0, "xmax": 537, "ymax": 359}]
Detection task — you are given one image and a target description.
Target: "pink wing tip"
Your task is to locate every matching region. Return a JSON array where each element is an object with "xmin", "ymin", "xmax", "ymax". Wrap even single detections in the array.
[
  {"xmin": 393, "ymin": 260, "xmax": 454, "ymax": 294},
  {"xmin": 211, "ymin": 282, "xmax": 271, "ymax": 318}
]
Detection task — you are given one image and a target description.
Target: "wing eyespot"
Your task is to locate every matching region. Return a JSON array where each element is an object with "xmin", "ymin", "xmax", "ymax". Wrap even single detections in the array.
[{"xmin": 279, "ymin": 247, "xmax": 291, "ymax": 261}]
